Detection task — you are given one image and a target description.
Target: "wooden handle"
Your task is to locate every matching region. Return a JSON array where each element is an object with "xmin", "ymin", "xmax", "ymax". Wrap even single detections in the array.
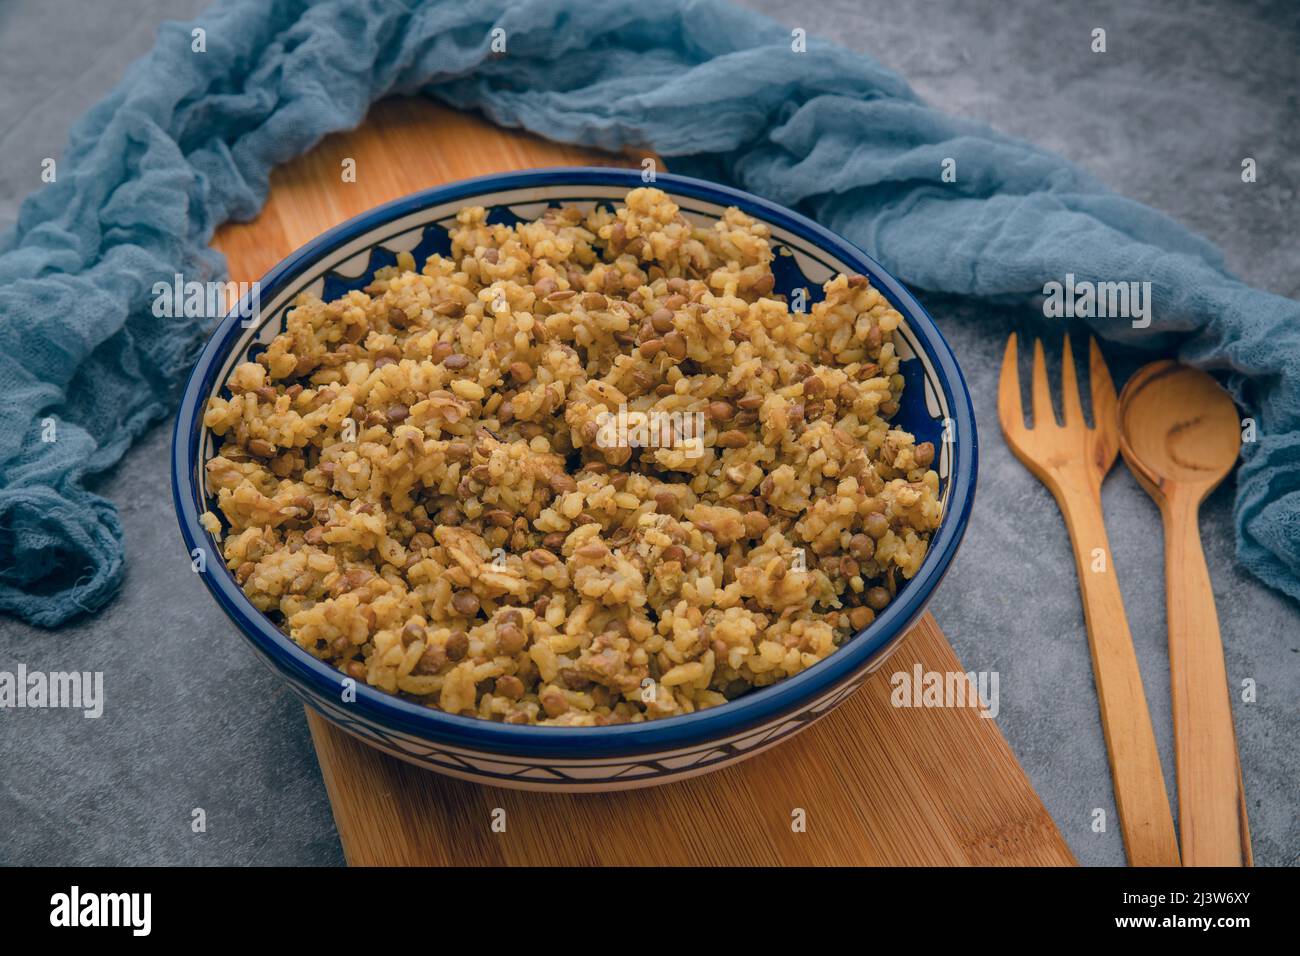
[
  {"xmin": 1162, "ymin": 495, "xmax": 1248, "ymax": 866},
  {"xmin": 1056, "ymin": 482, "xmax": 1181, "ymax": 866}
]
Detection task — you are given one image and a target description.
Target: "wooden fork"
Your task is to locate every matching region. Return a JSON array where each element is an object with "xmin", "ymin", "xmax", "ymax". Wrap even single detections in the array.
[{"xmin": 998, "ymin": 333, "xmax": 1181, "ymax": 867}]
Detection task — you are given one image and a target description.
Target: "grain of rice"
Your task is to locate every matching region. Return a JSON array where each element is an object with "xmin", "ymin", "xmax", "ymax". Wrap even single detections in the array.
[{"xmin": 201, "ymin": 188, "xmax": 942, "ymax": 726}]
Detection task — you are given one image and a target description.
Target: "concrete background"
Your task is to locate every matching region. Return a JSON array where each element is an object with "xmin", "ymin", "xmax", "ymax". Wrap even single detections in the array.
[{"xmin": 0, "ymin": 0, "xmax": 1295, "ymax": 866}]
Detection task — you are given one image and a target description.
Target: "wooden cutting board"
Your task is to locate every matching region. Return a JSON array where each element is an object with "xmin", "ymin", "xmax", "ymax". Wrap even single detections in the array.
[{"xmin": 213, "ymin": 97, "xmax": 1074, "ymax": 867}]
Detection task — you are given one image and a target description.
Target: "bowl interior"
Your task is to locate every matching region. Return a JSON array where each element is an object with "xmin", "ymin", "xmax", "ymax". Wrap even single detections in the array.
[
  {"xmin": 201, "ymin": 182, "xmax": 955, "ymax": 506},
  {"xmin": 174, "ymin": 169, "xmax": 976, "ymax": 758}
]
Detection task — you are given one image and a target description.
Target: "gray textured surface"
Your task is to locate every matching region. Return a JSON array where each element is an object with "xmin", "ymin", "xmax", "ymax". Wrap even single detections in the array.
[{"xmin": 0, "ymin": 0, "xmax": 1296, "ymax": 866}]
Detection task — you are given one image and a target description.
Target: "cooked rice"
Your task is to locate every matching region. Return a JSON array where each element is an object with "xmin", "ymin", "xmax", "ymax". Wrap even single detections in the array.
[{"xmin": 201, "ymin": 187, "xmax": 942, "ymax": 725}]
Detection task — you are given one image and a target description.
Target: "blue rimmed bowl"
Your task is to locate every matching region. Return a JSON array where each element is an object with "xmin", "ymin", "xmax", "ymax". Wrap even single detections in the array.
[{"xmin": 172, "ymin": 168, "xmax": 977, "ymax": 791}]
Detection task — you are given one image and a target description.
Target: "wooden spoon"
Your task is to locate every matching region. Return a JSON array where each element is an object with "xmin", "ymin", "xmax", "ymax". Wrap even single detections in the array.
[{"xmin": 1118, "ymin": 361, "xmax": 1251, "ymax": 866}]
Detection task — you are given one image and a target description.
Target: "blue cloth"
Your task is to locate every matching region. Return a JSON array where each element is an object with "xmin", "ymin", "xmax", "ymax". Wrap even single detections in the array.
[{"xmin": 1, "ymin": 0, "xmax": 1297, "ymax": 627}]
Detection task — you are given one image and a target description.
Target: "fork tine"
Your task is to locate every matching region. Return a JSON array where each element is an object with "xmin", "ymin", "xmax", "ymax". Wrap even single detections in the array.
[
  {"xmin": 1031, "ymin": 336, "xmax": 1055, "ymax": 428},
  {"xmin": 1089, "ymin": 336, "xmax": 1117, "ymax": 430},
  {"xmin": 1060, "ymin": 334, "xmax": 1084, "ymax": 427},
  {"xmin": 997, "ymin": 333, "xmax": 1023, "ymax": 432}
]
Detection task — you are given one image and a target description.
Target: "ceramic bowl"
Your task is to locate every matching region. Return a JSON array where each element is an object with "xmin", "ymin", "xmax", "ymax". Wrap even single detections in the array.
[{"xmin": 172, "ymin": 168, "xmax": 977, "ymax": 791}]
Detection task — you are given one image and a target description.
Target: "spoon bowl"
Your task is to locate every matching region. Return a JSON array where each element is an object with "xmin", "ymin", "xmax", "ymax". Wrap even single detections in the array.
[
  {"xmin": 1119, "ymin": 361, "xmax": 1240, "ymax": 504},
  {"xmin": 1118, "ymin": 359, "xmax": 1250, "ymax": 867}
]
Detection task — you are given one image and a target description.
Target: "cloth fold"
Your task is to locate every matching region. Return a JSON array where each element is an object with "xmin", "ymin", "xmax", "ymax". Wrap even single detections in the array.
[{"xmin": 1, "ymin": 0, "xmax": 1297, "ymax": 627}]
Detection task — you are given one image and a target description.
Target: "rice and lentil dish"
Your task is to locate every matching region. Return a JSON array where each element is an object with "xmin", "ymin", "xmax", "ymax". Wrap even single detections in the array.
[{"xmin": 201, "ymin": 187, "xmax": 942, "ymax": 726}]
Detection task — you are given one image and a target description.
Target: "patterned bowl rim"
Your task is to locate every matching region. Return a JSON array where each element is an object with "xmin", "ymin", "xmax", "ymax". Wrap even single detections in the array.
[{"xmin": 172, "ymin": 167, "xmax": 978, "ymax": 759}]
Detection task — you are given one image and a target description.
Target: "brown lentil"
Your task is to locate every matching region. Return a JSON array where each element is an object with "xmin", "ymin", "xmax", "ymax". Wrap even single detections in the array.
[{"xmin": 202, "ymin": 187, "xmax": 941, "ymax": 727}]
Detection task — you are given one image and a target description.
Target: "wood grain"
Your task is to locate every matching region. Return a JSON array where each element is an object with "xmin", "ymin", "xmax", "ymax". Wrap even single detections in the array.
[
  {"xmin": 998, "ymin": 334, "xmax": 1180, "ymax": 867},
  {"xmin": 213, "ymin": 97, "xmax": 1073, "ymax": 868},
  {"xmin": 1118, "ymin": 361, "xmax": 1251, "ymax": 867}
]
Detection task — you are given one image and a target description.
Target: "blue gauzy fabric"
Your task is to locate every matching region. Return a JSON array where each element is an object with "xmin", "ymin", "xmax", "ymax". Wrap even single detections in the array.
[{"xmin": 1, "ymin": 0, "xmax": 1297, "ymax": 627}]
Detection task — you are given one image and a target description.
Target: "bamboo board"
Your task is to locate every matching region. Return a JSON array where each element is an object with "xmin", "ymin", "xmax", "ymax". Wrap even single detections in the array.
[{"xmin": 212, "ymin": 97, "xmax": 1075, "ymax": 867}]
